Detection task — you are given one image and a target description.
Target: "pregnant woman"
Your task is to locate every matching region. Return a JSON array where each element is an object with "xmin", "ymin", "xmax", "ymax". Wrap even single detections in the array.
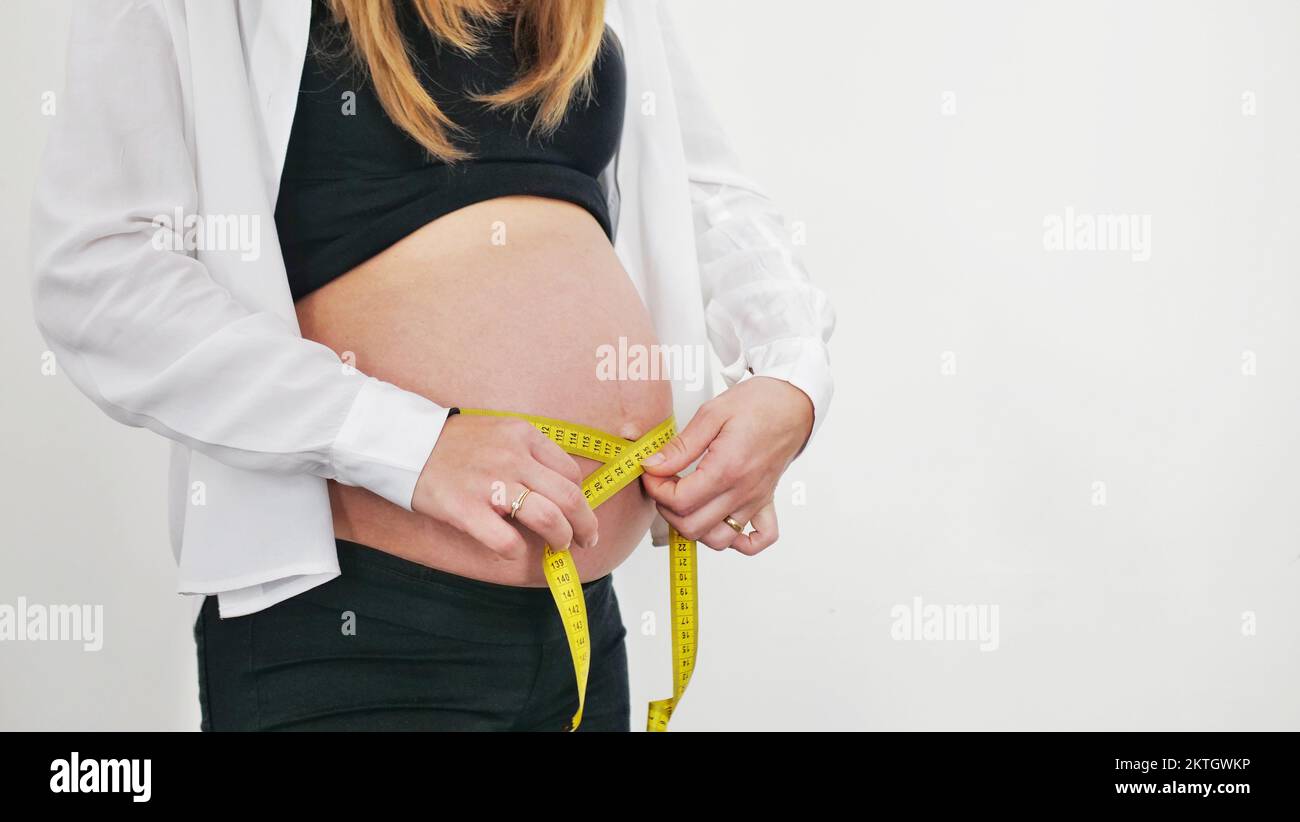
[{"xmin": 30, "ymin": 0, "xmax": 835, "ymax": 731}]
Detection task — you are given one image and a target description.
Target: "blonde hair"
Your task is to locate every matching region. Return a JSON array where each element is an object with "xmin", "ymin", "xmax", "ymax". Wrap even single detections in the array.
[{"xmin": 325, "ymin": 0, "xmax": 607, "ymax": 161}]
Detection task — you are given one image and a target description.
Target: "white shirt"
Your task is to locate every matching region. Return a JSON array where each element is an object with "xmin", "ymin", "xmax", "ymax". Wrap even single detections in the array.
[{"xmin": 28, "ymin": 0, "xmax": 836, "ymax": 620}]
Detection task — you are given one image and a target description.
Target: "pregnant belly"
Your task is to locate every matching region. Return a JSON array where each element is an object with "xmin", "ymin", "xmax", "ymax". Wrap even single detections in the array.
[{"xmin": 294, "ymin": 196, "xmax": 675, "ymax": 586}]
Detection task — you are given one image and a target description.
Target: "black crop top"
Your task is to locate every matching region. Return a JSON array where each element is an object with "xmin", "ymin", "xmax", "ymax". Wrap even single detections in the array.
[{"xmin": 274, "ymin": 1, "xmax": 626, "ymax": 301}]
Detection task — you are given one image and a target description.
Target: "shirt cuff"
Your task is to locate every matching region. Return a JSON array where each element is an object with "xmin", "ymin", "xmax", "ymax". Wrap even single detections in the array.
[
  {"xmin": 744, "ymin": 337, "xmax": 834, "ymax": 456},
  {"xmin": 330, "ymin": 377, "xmax": 454, "ymax": 511}
]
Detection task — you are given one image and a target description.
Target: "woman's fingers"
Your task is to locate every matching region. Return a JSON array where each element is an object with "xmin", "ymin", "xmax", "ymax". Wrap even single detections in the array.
[
  {"xmin": 726, "ymin": 500, "xmax": 780, "ymax": 556},
  {"xmin": 642, "ymin": 427, "xmax": 748, "ymax": 518},
  {"xmin": 697, "ymin": 507, "xmax": 754, "ymax": 552},
  {"xmin": 657, "ymin": 488, "xmax": 747, "ymax": 549},
  {"xmin": 694, "ymin": 497, "xmax": 768, "ymax": 553},
  {"xmin": 657, "ymin": 495, "xmax": 779, "ymax": 555},
  {"xmin": 640, "ymin": 402, "xmax": 725, "ymax": 476},
  {"xmin": 524, "ymin": 423, "xmax": 585, "ymax": 486},
  {"xmin": 516, "ymin": 419, "xmax": 597, "ymax": 548},
  {"xmin": 459, "ymin": 506, "xmax": 531, "ymax": 561},
  {"xmin": 416, "ymin": 415, "xmax": 598, "ymax": 560},
  {"xmin": 519, "ymin": 462, "xmax": 598, "ymax": 550},
  {"xmin": 504, "ymin": 484, "xmax": 576, "ymax": 555},
  {"xmin": 642, "ymin": 458, "xmax": 736, "ymax": 520}
]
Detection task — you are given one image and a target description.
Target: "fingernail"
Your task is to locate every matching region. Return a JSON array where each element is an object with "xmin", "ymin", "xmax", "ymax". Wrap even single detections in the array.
[
  {"xmin": 642, "ymin": 453, "xmax": 664, "ymax": 466},
  {"xmin": 589, "ymin": 534, "xmax": 599, "ymax": 549}
]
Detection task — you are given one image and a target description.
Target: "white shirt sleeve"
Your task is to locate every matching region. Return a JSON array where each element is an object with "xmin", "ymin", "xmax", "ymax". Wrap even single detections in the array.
[
  {"xmin": 656, "ymin": 2, "xmax": 837, "ymax": 452},
  {"xmin": 28, "ymin": 0, "xmax": 451, "ymax": 512}
]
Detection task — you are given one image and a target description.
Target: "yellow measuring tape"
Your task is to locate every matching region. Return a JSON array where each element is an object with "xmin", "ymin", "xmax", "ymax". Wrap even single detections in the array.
[{"xmin": 458, "ymin": 408, "xmax": 696, "ymax": 732}]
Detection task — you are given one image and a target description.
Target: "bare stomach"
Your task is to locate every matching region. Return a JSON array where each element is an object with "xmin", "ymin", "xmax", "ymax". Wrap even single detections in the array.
[{"xmin": 295, "ymin": 196, "xmax": 674, "ymax": 586}]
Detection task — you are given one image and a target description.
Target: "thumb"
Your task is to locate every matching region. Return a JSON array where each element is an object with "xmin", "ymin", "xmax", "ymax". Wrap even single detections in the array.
[{"xmin": 641, "ymin": 405, "xmax": 724, "ymax": 475}]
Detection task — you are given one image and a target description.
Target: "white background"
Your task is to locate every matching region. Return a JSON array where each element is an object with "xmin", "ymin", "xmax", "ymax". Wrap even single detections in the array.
[{"xmin": 3, "ymin": 0, "xmax": 1298, "ymax": 730}]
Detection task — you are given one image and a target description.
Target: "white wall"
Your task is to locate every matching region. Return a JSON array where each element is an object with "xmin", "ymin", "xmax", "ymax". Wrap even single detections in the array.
[
  {"xmin": 3, "ymin": 0, "xmax": 1298, "ymax": 730},
  {"xmin": 1, "ymin": 1, "xmax": 199, "ymax": 729}
]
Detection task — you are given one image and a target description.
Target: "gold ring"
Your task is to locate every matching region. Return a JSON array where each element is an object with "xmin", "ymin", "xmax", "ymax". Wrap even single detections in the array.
[
  {"xmin": 723, "ymin": 515, "xmax": 745, "ymax": 534},
  {"xmin": 510, "ymin": 488, "xmax": 531, "ymax": 519}
]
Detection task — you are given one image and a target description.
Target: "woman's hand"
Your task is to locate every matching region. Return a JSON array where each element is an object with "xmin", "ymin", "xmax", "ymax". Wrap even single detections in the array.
[
  {"xmin": 411, "ymin": 414, "xmax": 599, "ymax": 560},
  {"xmin": 640, "ymin": 376, "xmax": 814, "ymax": 554}
]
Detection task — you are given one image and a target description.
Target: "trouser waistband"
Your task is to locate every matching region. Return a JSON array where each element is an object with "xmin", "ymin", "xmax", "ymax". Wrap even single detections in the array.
[{"xmin": 283, "ymin": 538, "xmax": 615, "ymax": 646}]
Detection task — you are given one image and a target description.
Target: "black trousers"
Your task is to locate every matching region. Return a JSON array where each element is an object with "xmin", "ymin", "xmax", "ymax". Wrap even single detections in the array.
[{"xmin": 194, "ymin": 538, "xmax": 630, "ymax": 731}]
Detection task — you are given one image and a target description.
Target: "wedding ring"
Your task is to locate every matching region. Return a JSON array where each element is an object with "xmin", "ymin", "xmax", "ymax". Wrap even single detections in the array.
[
  {"xmin": 723, "ymin": 515, "xmax": 745, "ymax": 534},
  {"xmin": 510, "ymin": 488, "xmax": 531, "ymax": 519}
]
